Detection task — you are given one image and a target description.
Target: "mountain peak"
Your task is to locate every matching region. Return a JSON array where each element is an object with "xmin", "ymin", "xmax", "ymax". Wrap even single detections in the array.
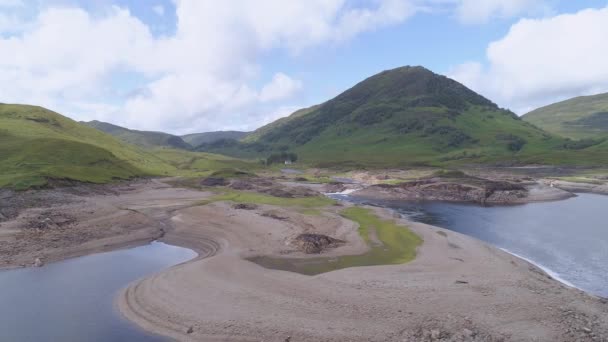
[{"xmin": 345, "ymin": 65, "xmax": 497, "ymax": 111}]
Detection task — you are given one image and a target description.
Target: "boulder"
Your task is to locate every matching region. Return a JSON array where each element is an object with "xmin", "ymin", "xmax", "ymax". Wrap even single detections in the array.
[
  {"xmin": 293, "ymin": 233, "xmax": 344, "ymax": 254},
  {"xmin": 233, "ymin": 203, "xmax": 258, "ymax": 210}
]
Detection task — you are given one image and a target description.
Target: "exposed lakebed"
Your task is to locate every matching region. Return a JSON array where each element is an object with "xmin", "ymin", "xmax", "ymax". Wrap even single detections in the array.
[
  {"xmin": 0, "ymin": 241, "xmax": 196, "ymax": 342},
  {"xmin": 333, "ymin": 192, "xmax": 608, "ymax": 298}
]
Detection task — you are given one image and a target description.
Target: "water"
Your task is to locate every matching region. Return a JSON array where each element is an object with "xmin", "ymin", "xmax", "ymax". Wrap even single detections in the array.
[
  {"xmin": 0, "ymin": 242, "xmax": 196, "ymax": 342},
  {"xmin": 334, "ymin": 193, "xmax": 608, "ymax": 298}
]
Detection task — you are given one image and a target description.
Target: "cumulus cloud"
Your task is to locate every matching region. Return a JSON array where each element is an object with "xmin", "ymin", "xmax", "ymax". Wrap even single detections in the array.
[
  {"xmin": 259, "ymin": 73, "xmax": 303, "ymax": 102},
  {"xmin": 0, "ymin": 0, "xmax": 417, "ymax": 133},
  {"xmin": 449, "ymin": 6, "xmax": 608, "ymax": 114},
  {"xmin": 0, "ymin": 0, "xmax": 23, "ymax": 7},
  {"xmin": 454, "ymin": 0, "xmax": 550, "ymax": 24}
]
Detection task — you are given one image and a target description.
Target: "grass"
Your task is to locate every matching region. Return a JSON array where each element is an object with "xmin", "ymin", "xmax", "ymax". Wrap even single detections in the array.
[
  {"xmin": 523, "ymin": 93, "xmax": 608, "ymax": 139},
  {"xmin": 249, "ymin": 207, "xmax": 422, "ymax": 275},
  {"xmin": 0, "ymin": 104, "xmax": 259, "ymax": 189},
  {"xmin": 199, "ymin": 189, "xmax": 336, "ymax": 208},
  {"xmin": 198, "ymin": 66, "xmax": 608, "ymax": 167}
]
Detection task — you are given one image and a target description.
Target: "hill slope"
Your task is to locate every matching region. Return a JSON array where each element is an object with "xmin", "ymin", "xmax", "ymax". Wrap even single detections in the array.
[
  {"xmin": 0, "ymin": 105, "xmax": 177, "ymax": 188},
  {"xmin": 182, "ymin": 131, "xmax": 249, "ymax": 148},
  {"xmin": 522, "ymin": 93, "xmax": 608, "ymax": 139},
  {"xmin": 83, "ymin": 120, "xmax": 191, "ymax": 149},
  {"xmin": 201, "ymin": 66, "xmax": 603, "ymax": 166}
]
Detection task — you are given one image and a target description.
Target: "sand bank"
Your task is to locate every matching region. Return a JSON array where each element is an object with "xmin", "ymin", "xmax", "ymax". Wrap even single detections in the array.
[{"xmin": 118, "ymin": 196, "xmax": 608, "ymax": 342}]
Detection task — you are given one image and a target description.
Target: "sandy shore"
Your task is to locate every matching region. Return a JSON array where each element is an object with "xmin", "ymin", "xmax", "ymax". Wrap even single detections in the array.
[
  {"xmin": 2, "ymin": 179, "xmax": 607, "ymax": 341},
  {"xmin": 117, "ymin": 187, "xmax": 608, "ymax": 342}
]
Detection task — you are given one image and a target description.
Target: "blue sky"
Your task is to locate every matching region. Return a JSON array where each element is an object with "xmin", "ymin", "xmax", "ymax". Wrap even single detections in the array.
[{"xmin": 1, "ymin": 0, "xmax": 607, "ymax": 134}]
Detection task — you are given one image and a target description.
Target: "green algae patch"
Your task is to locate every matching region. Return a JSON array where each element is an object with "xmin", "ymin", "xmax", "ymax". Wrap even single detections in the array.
[{"xmin": 249, "ymin": 207, "xmax": 422, "ymax": 275}]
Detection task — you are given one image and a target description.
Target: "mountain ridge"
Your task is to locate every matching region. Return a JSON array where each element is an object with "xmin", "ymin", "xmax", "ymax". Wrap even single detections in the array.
[
  {"xmin": 83, "ymin": 120, "xmax": 192, "ymax": 150},
  {"xmin": 523, "ymin": 93, "xmax": 608, "ymax": 139}
]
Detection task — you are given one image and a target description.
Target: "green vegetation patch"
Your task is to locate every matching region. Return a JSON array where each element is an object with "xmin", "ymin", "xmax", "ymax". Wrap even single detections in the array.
[
  {"xmin": 200, "ymin": 189, "xmax": 336, "ymax": 208},
  {"xmin": 249, "ymin": 207, "xmax": 422, "ymax": 275}
]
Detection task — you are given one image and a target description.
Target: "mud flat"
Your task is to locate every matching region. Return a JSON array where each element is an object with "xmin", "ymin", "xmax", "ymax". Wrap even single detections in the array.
[
  {"xmin": 0, "ymin": 179, "xmax": 208, "ymax": 269},
  {"xmin": 118, "ymin": 193, "xmax": 608, "ymax": 342}
]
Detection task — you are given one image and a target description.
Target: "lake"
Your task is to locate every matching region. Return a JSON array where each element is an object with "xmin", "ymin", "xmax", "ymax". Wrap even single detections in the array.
[
  {"xmin": 333, "ymin": 192, "xmax": 608, "ymax": 298},
  {"xmin": 0, "ymin": 242, "xmax": 196, "ymax": 342}
]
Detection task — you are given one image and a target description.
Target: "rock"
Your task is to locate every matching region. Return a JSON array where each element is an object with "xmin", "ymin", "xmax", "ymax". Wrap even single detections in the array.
[
  {"xmin": 34, "ymin": 258, "xmax": 44, "ymax": 267},
  {"xmin": 229, "ymin": 180, "xmax": 254, "ymax": 190},
  {"xmin": 324, "ymin": 182, "xmax": 347, "ymax": 193},
  {"xmin": 583, "ymin": 327, "xmax": 592, "ymax": 334},
  {"xmin": 430, "ymin": 329, "xmax": 440, "ymax": 339},
  {"xmin": 292, "ymin": 233, "xmax": 344, "ymax": 254},
  {"xmin": 233, "ymin": 203, "xmax": 258, "ymax": 210},
  {"xmin": 260, "ymin": 186, "xmax": 319, "ymax": 198},
  {"xmin": 261, "ymin": 210, "xmax": 288, "ymax": 221},
  {"xmin": 186, "ymin": 326, "xmax": 194, "ymax": 334},
  {"xmin": 42, "ymin": 218, "xmax": 60, "ymax": 230},
  {"xmin": 200, "ymin": 177, "xmax": 229, "ymax": 186},
  {"xmin": 284, "ymin": 336, "xmax": 291, "ymax": 342}
]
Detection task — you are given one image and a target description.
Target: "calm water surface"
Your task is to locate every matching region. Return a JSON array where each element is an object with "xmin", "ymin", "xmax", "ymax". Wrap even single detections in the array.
[
  {"xmin": 0, "ymin": 242, "xmax": 196, "ymax": 342},
  {"xmin": 333, "ymin": 193, "xmax": 608, "ymax": 298}
]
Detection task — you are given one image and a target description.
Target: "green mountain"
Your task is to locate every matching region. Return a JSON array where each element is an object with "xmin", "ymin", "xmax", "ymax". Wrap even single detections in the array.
[
  {"xmin": 199, "ymin": 66, "xmax": 607, "ymax": 167},
  {"xmin": 182, "ymin": 131, "xmax": 249, "ymax": 148},
  {"xmin": 523, "ymin": 93, "xmax": 608, "ymax": 139},
  {"xmin": 0, "ymin": 104, "xmax": 179, "ymax": 189},
  {"xmin": 83, "ymin": 120, "xmax": 191, "ymax": 149}
]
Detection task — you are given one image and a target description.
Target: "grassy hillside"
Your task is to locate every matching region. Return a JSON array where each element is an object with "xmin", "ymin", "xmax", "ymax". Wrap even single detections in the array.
[
  {"xmin": 0, "ymin": 104, "xmax": 256, "ymax": 189},
  {"xmin": 84, "ymin": 120, "xmax": 191, "ymax": 149},
  {"xmin": 199, "ymin": 66, "xmax": 607, "ymax": 167},
  {"xmin": 523, "ymin": 93, "xmax": 608, "ymax": 139},
  {"xmin": 182, "ymin": 131, "xmax": 249, "ymax": 148}
]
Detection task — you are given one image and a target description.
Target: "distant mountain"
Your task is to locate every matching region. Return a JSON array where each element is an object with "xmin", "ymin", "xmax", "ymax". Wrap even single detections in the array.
[
  {"xmin": 182, "ymin": 131, "xmax": 249, "ymax": 148},
  {"xmin": 0, "ymin": 105, "xmax": 180, "ymax": 189},
  {"xmin": 83, "ymin": 120, "xmax": 191, "ymax": 150},
  {"xmin": 523, "ymin": 93, "xmax": 608, "ymax": 139},
  {"xmin": 200, "ymin": 66, "xmax": 608, "ymax": 166}
]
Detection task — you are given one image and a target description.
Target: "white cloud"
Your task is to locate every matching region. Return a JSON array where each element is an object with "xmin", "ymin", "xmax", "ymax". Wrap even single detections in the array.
[
  {"xmin": 449, "ymin": 6, "xmax": 608, "ymax": 114},
  {"xmin": 259, "ymin": 73, "xmax": 303, "ymax": 102},
  {"xmin": 455, "ymin": 0, "xmax": 550, "ymax": 24},
  {"xmin": 0, "ymin": 0, "xmax": 417, "ymax": 133},
  {"xmin": 152, "ymin": 5, "xmax": 164, "ymax": 16},
  {"xmin": 0, "ymin": 0, "xmax": 23, "ymax": 7}
]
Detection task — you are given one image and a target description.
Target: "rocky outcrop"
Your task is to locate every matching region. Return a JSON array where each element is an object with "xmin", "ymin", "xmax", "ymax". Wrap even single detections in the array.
[
  {"xmin": 200, "ymin": 177, "xmax": 229, "ymax": 186},
  {"xmin": 232, "ymin": 203, "xmax": 258, "ymax": 210},
  {"xmin": 353, "ymin": 178, "xmax": 530, "ymax": 204},
  {"xmin": 292, "ymin": 233, "xmax": 344, "ymax": 254}
]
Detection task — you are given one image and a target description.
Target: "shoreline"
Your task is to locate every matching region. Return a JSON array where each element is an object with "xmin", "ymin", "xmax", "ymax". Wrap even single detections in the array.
[
  {"xmin": 329, "ymin": 192, "xmax": 607, "ymax": 299},
  {"xmin": 2, "ymin": 179, "xmax": 608, "ymax": 341},
  {"xmin": 117, "ymin": 188, "xmax": 608, "ymax": 341}
]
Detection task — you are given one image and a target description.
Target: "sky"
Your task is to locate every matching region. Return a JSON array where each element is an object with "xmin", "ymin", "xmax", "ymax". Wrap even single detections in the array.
[{"xmin": 1, "ymin": 0, "xmax": 607, "ymax": 134}]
